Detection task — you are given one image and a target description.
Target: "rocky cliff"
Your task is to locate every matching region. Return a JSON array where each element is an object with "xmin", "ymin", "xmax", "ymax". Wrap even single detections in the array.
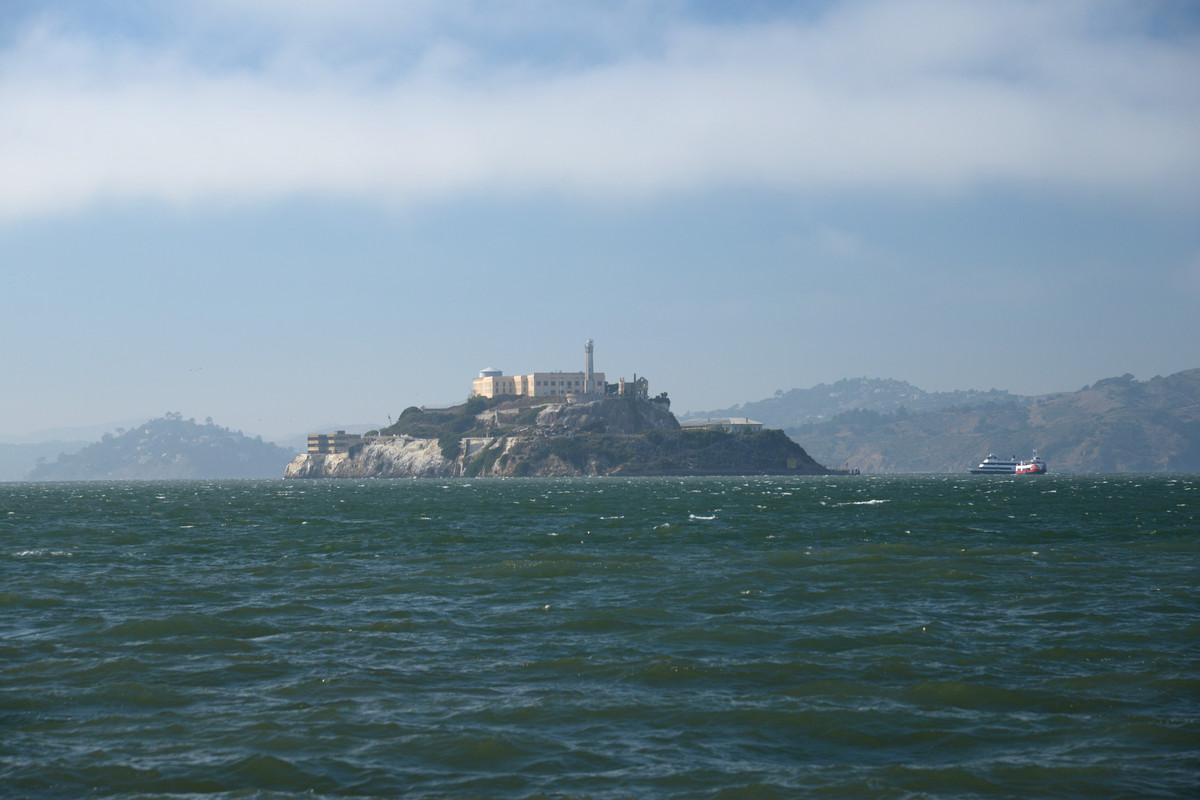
[
  {"xmin": 285, "ymin": 436, "xmax": 452, "ymax": 478},
  {"xmin": 286, "ymin": 397, "xmax": 831, "ymax": 479},
  {"xmin": 528, "ymin": 396, "xmax": 678, "ymax": 434}
]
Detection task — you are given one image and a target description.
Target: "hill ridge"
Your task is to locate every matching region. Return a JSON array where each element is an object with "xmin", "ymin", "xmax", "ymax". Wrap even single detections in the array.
[
  {"xmin": 771, "ymin": 369, "xmax": 1200, "ymax": 473},
  {"xmin": 26, "ymin": 415, "xmax": 298, "ymax": 480}
]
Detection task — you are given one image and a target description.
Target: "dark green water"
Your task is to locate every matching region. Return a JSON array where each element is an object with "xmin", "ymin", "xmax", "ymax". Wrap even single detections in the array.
[{"xmin": 2, "ymin": 475, "xmax": 1197, "ymax": 798}]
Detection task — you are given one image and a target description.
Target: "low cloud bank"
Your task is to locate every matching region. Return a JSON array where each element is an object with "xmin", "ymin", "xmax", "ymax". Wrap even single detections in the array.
[{"xmin": 2, "ymin": 0, "xmax": 1197, "ymax": 218}]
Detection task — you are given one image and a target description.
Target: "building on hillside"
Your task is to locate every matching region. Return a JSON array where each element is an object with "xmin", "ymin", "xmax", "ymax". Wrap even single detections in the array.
[
  {"xmin": 616, "ymin": 376, "xmax": 649, "ymax": 399},
  {"xmin": 474, "ymin": 369, "xmax": 604, "ymax": 399},
  {"xmin": 307, "ymin": 430, "xmax": 361, "ymax": 454},
  {"xmin": 678, "ymin": 417, "xmax": 763, "ymax": 433},
  {"xmin": 473, "ymin": 339, "xmax": 625, "ymax": 399}
]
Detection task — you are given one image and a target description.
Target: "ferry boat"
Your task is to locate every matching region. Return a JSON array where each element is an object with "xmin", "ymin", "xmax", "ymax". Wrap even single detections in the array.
[{"xmin": 970, "ymin": 450, "xmax": 1047, "ymax": 475}]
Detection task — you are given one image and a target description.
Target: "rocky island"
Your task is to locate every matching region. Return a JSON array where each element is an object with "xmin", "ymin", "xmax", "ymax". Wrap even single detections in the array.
[
  {"xmin": 288, "ymin": 340, "xmax": 833, "ymax": 479},
  {"xmin": 285, "ymin": 395, "xmax": 832, "ymax": 479}
]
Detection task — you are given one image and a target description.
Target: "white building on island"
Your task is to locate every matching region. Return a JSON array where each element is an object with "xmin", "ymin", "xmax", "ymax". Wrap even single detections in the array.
[
  {"xmin": 678, "ymin": 417, "xmax": 763, "ymax": 433},
  {"xmin": 472, "ymin": 339, "xmax": 648, "ymax": 400}
]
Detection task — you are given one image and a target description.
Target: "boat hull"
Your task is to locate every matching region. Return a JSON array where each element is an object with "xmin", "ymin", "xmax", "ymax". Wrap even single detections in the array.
[{"xmin": 970, "ymin": 451, "xmax": 1046, "ymax": 475}]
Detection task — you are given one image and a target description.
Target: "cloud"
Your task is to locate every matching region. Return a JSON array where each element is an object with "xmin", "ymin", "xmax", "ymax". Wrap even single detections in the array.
[{"xmin": 1, "ymin": 0, "xmax": 1197, "ymax": 219}]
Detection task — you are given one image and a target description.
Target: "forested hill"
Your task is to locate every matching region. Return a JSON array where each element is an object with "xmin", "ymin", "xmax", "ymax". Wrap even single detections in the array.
[
  {"xmin": 770, "ymin": 370, "xmax": 1200, "ymax": 473},
  {"xmin": 684, "ymin": 377, "xmax": 1030, "ymax": 429},
  {"xmin": 27, "ymin": 415, "xmax": 298, "ymax": 480}
]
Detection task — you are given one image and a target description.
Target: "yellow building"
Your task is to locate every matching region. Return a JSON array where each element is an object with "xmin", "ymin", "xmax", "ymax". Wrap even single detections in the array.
[
  {"xmin": 472, "ymin": 339, "xmax": 611, "ymax": 399},
  {"xmin": 472, "ymin": 369, "xmax": 607, "ymax": 399},
  {"xmin": 307, "ymin": 430, "xmax": 361, "ymax": 454}
]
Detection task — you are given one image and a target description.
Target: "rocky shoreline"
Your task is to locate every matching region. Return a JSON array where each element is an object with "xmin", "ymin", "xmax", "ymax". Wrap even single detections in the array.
[{"xmin": 286, "ymin": 397, "xmax": 832, "ymax": 479}]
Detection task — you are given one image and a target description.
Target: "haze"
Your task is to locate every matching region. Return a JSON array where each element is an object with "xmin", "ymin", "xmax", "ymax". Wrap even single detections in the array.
[{"xmin": 2, "ymin": 0, "xmax": 1198, "ymax": 441}]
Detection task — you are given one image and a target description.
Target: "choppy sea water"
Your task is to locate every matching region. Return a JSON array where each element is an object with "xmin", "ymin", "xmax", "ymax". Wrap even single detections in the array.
[{"xmin": 1, "ymin": 475, "xmax": 1197, "ymax": 799}]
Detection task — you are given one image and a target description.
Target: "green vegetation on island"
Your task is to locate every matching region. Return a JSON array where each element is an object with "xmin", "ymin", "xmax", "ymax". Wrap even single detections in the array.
[{"xmin": 483, "ymin": 426, "xmax": 825, "ymax": 478}]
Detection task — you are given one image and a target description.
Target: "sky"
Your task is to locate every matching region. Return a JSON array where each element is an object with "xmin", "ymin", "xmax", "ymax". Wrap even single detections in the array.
[{"xmin": 2, "ymin": 0, "xmax": 1198, "ymax": 441}]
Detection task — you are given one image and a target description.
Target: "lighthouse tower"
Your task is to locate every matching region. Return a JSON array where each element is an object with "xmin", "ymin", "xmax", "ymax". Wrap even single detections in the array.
[{"xmin": 585, "ymin": 339, "xmax": 596, "ymax": 396}]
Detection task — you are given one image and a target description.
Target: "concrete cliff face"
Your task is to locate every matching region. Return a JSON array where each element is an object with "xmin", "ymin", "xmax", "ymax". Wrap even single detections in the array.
[
  {"xmin": 286, "ymin": 398, "xmax": 832, "ymax": 479},
  {"xmin": 285, "ymin": 436, "xmax": 453, "ymax": 479}
]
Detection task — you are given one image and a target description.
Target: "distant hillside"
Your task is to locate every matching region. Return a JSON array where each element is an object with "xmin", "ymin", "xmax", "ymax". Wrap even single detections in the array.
[
  {"xmin": 784, "ymin": 370, "xmax": 1200, "ymax": 473},
  {"xmin": 27, "ymin": 415, "xmax": 298, "ymax": 480},
  {"xmin": 684, "ymin": 377, "xmax": 1030, "ymax": 428},
  {"xmin": 0, "ymin": 441, "xmax": 89, "ymax": 482}
]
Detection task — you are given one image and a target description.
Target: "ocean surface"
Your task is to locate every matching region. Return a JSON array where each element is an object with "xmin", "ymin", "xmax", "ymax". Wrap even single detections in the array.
[{"xmin": 1, "ymin": 475, "xmax": 1196, "ymax": 799}]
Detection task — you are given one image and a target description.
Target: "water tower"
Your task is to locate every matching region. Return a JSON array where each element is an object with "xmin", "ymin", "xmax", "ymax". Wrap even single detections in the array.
[{"xmin": 585, "ymin": 339, "xmax": 595, "ymax": 395}]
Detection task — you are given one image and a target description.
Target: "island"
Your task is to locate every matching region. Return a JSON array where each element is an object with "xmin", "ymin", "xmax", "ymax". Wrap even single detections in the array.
[
  {"xmin": 286, "ymin": 340, "xmax": 833, "ymax": 479},
  {"xmin": 285, "ymin": 396, "xmax": 832, "ymax": 478},
  {"xmin": 28, "ymin": 414, "xmax": 297, "ymax": 481}
]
